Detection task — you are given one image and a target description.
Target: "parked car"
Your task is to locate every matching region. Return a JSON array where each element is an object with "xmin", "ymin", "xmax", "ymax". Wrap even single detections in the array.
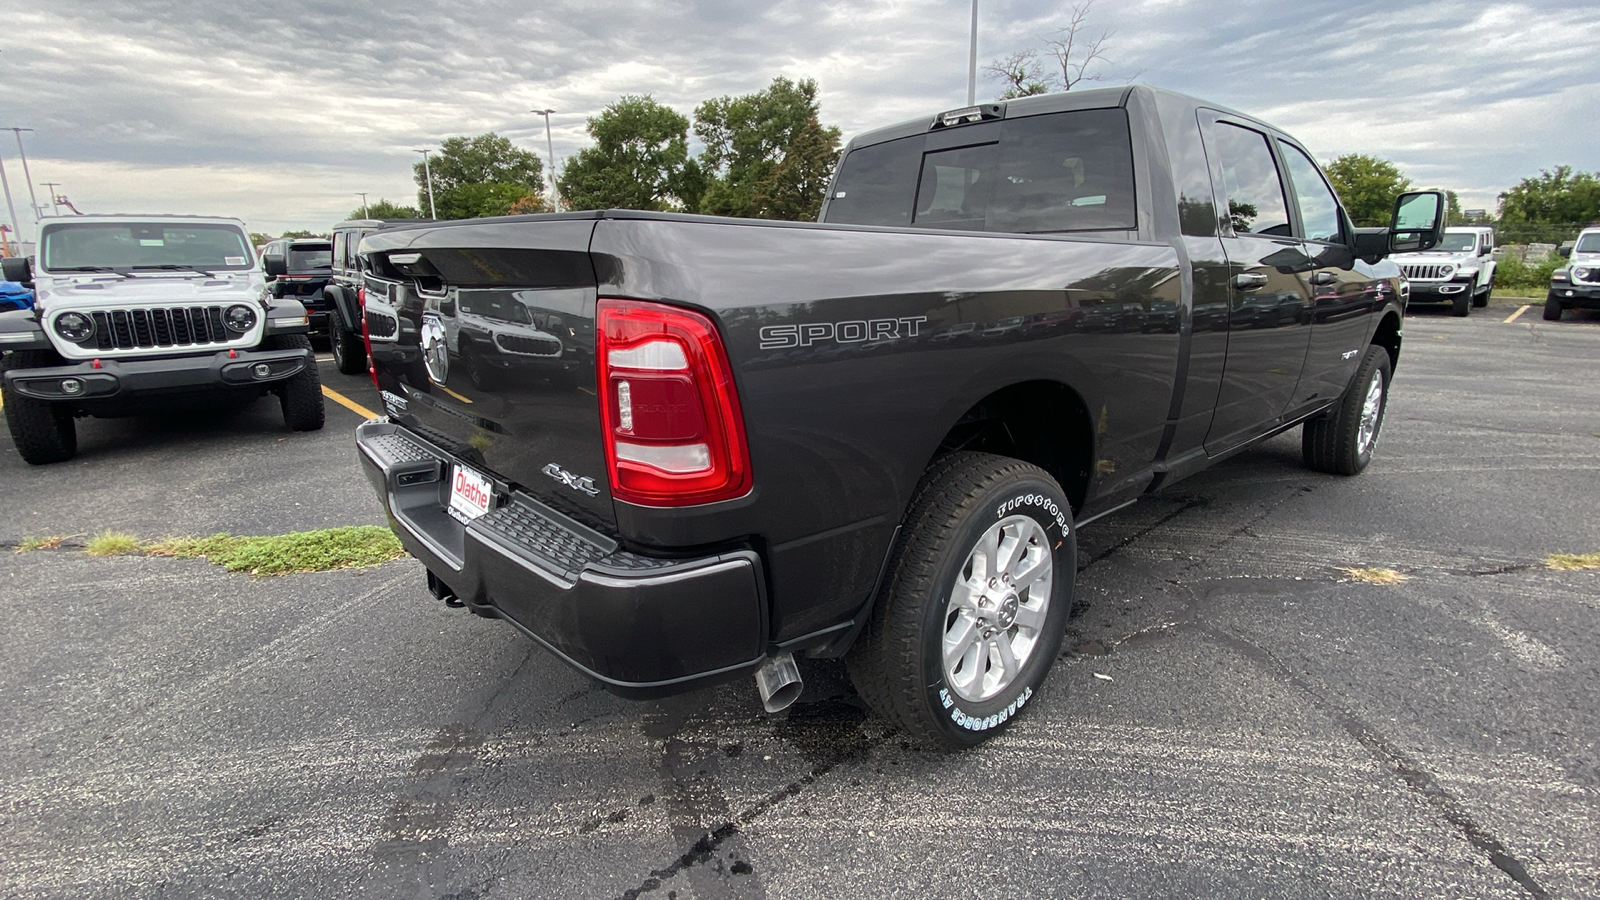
[
  {"xmin": 350, "ymin": 86, "xmax": 1443, "ymax": 748},
  {"xmin": 1391, "ymin": 225, "xmax": 1496, "ymax": 316},
  {"xmin": 259, "ymin": 236, "xmax": 333, "ymax": 333},
  {"xmin": 0, "ymin": 279, "xmax": 32, "ymax": 311},
  {"xmin": 1545, "ymin": 227, "xmax": 1600, "ymax": 320},
  {"xmin": 268, "ymin": 219, "xmax": 419, "ymax": 376},
  {"xmin": 0, "ymin": 215, "xmax": 323, "ymax": 464}
]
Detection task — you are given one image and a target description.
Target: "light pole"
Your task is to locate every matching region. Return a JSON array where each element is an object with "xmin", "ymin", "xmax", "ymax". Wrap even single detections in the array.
[
  {"xmin": 414, "ymin": 149, "xmax": 437, "ymax": 219},
  {"xmin": 40, "ymin": 181, "xmax": 61, "ymax": 216},
  {"xmin": 0, "ymin": 152, "xmax": 19, "ymax": 257},
  {"xmin": 967, "ymin": 0, "xmax": 978, "ymax": 105},
  {"xmin": 3, "ymin": 128, "xmax": 39, "ymax": 235},
  {"xmin": 530, "ymin": 109, "xmax": 558, "ymax": 212},
  {"xmin": 356, "ymin": 192, "xmax": 369, "ymax": 218}
]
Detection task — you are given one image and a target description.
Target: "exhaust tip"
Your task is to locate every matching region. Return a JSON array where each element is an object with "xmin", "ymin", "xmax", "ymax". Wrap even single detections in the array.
[{"xmin": 755, "ymin": 652, "xmax": 803, "ymax": 714}]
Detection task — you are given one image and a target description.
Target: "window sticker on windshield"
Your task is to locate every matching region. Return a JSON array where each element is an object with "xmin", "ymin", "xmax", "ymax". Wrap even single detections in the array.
[
  {"xmin": 139, "ymin": 239, "xmax": 165, "ymax": 247},
  {"xmin": 225, "ymin": 256, "xmax": 245, "ymax": 265}
]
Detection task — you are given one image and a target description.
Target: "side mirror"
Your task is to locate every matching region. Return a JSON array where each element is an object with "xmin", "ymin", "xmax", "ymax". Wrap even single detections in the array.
[
  {"xmin": 263, "ymin": 254, "xmax": 287, "ymax": 278},
  {"xmin": 1389, "ymin": 190, "xmax": 1447, "ymax": 254},
  {"xmin": 1, "ymin": 256, "xmax": 32, "ymax": 285},
  {"xmin": 439, "ymin": 299, "xmax": 456, "ymax": 317},
  {"xmin": 1558, "ymin": 244, "xmax": 1573, "ymax": 259}
]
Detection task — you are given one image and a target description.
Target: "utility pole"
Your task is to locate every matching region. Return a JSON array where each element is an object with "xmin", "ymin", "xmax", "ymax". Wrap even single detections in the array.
[
  {"xmin": 0, "ymin": 151, "xmax": 19, "ymax": 257},
  {"xmin": 4, "ymin": 128, "xmax": 39, "ymax": 236},
  {"xmin": 414, "ymin": 149, "xmax": 437, "ymax": 219},
  {"xmin": 40, "ymin": 181, "xmax": 61, "ymax": 215},
  {"xmin": 967, "ymin": 0, "xmax": 978, "ymax": 106},
  {"xmin": 531, "ymin": 109, "xmax": 558, "ymax": 212},
  {"xmin": 356, "ymin": 192, "xmax": 369, "ymax": 218}
]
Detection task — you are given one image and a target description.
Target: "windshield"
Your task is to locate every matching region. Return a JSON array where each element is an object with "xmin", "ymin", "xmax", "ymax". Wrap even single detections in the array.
[
  {"xmin": 287, "ymin": 244, "xmax": 332, "ymax": 270},
  {"xmin": 1576, "ymin": 233, "xmax": 1600, "ymax": 254},
  {"xmin": 1437, "ymin": 233, "xmax": 1479, "ymax": 253},
  {"xmin": 825, "ymin": 108, "xmax": 1136, "ymax": 233},
  {"xmin": 41, "ymin": 222, "xmax": 255, "ymax": 273}
]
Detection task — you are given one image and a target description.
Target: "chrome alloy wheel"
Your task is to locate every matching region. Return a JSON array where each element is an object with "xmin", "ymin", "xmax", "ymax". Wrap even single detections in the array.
[
  {"xmin": 942, "ymin": 515, "xmax": 1053, "ymax": 702},
  {"xmin": 1356, "ymin": 368, "xmax": 1385, "ymax": 455}
]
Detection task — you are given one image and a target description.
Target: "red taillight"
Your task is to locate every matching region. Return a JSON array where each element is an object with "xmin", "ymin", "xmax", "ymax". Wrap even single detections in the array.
[{"xmin": 596, "ymin": 298, "xmax": 752, "ymax": 507}]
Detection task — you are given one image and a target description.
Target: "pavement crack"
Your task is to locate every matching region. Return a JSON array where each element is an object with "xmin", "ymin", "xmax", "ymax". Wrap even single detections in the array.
[
  {"xmin": 1195, "ymin": 622, "xmax": 1552, "ymax": 899},
  {"xmin": 1080, "ymin": 497, "xmax": 1209, "ymax": 571}
]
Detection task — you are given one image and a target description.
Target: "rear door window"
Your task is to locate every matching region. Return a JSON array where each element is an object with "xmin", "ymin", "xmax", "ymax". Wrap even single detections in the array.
[{"xmin": 1204, "ymin": 121, "xmax": 1291, "ymax": 237}]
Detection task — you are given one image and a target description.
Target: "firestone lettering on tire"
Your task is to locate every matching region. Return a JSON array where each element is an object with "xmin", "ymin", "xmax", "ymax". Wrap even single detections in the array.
[
  {"xmin": 940, "ymin": 686, "xmax": 1032, "ymax": 731},
  {"xmin": 996, "ymin": 492, "xmax": 1070, "ymax": 536}
]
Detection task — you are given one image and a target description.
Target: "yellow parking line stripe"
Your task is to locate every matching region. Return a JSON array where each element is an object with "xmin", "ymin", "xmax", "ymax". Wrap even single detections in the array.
[
  {"xmin": 439, "ymin": 385, "xmax": 474, "ymax": 404},
  {"xmin": 321, "ymin": 385, "xmax": 378, "ymax": 419},
  {"xmin": 1504, "ymin": 305, "xmax": 1530, "ymax": 324}
]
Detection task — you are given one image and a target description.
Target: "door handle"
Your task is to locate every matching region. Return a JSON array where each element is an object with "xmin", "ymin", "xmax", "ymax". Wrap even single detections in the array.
[
  {"xmin": 1309, "ymin": 271, "xmax": 1337, "ymax": 286},
  {"xmin": 1232, "ymin": 272, "xmax": 1268, "ymax": 290}
]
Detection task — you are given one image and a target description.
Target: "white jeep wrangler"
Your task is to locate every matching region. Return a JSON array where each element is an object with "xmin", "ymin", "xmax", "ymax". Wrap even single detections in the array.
[
  {"xmin": 0, "ymin": 215, "xmax": 325, "ymax": 464},
  {"xmin": 1545, "ymin": 227, "xmax": 1600, "ymax": 321},
  {"xmin": 1391, "ymin": 225, "xmax": 1497, "ymax": 317}
]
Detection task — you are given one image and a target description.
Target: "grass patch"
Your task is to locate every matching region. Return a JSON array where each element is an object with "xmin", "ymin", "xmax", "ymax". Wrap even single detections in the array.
[
  {"xmin": 1339, "ymin": 566, "xmax": 1410, "ymax": 585},
  {"xmin": 15, "ymin": 535, "xmax": 70, "ymax": 553},
  {"xmin": 1546, "ymin": 552, "xmax": 1600, "ymax": 571},
  {"xmin": 85, "ymin": 531, "xmax": 141, "ymax": 557},
  {"xmin": 147, "ymin": 525, "xmax": 405, "ymax": 575}
]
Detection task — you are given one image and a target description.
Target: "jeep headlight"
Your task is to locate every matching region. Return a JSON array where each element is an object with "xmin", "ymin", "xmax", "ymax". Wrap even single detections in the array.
[
  {"xmin": 54, "ymin": 312, "xmax": 96, "ymax": 343},
  {"xmin": 223, "ymin": 304, "xmax": 258, "ymax": 333},
  {"xmin": 1575, "ymin": 266, "xmax": 1595, "ymax": 282}
]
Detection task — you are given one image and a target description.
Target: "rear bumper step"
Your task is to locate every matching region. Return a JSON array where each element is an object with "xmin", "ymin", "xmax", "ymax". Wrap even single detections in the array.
[{"xmin": 355, "ymin": 418, "xmax": 767, "ymax": 696}]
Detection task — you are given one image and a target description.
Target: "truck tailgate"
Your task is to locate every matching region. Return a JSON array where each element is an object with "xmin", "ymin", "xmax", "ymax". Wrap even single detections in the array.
[{"xmin": 360, "ymin": 219, "xmax": 615, "ymax": 530}]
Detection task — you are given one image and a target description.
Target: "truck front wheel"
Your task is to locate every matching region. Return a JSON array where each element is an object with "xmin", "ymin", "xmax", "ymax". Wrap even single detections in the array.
[
  {"xmin": 2, "ymin": 349, "xmax": 78, "ymax": 465},
  {"xmin": 1543, "ymin": 296, "xmax": 1564, "ymax": 321},
  {"xmin": 846, "ymin": 451, "xmax": 1075, "ymax": 749},
  {"xmin": 1302, "ymin": 344, "xmax": 1390, "ymax": 476},
  {"xmin": 263, "ymin": 334, "xmax": 326, "ymax": 432}
]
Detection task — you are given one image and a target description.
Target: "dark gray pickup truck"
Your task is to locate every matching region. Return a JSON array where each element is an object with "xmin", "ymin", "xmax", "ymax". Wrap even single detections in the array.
[{"xmin": 351, "ymin": 86, "xmax": 1444, "ymax": 748}]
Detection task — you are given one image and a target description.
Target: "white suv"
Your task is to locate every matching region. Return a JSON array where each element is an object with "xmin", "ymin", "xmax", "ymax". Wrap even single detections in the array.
[
  {"xmin": 0, "ymin": 215, "xmax": 325, "ymax": 464},
  {"xmin": 1392, "ymin": 225, "xmax": 1497, "ymax": 317},
  {"xmin": 1546, "ymin": 227, "xmax": 1600, "ymax": 321}
]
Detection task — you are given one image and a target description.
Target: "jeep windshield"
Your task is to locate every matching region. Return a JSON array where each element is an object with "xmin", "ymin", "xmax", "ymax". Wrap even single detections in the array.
[
  {"xmin": 287, "ymin": 243, "xmax": 332, "ymax": 271},
  {"xmin": 40, "ymin": 222, "xmax": 255, "ymax": 273},
  {"xmin": 1575, "ymin": 233, "xmax": 1600, "ymax": 254},
  {"xmin": 1436, "ymin": 233, "xmax": 1478, "ymax": 253}
]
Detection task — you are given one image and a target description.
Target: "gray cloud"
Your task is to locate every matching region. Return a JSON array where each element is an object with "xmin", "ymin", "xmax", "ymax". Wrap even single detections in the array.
[{"xmin": 3, "ymin": 0, "xmax": 1596, "ymax": 235}]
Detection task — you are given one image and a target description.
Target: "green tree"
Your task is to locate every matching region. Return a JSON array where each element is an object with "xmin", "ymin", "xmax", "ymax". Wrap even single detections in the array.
[
  {"xmin": 1498, "ymin": 166, "xmax": 1600, "ymax": 226},
  {"xmin": 279, "ymin": 229, "xmax": 320, "ymax": 239},
  {"xmin": 984, "ymin": 50, "xmax": 1051, "ymax": 99},
  {"xmin": 415, "ymin": 133, "xmax": 544, "ymax": 219},
  {"xmin": 1324, "ymin": 154, "xmax": 1413, "ymax": 227},
  {"xmin": 694, "ymin": 77, "xmax": 841, "ymax": 221},
  {"xmin": 351, "ymin": 198, "xmax": 423, "ymax": 220},
  {"xmin": 558, "ymin": 95, "xmax": 703, "ymax": 212}
]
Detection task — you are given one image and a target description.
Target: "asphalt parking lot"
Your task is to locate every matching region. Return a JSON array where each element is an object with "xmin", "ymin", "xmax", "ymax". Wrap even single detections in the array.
[{"xmin": 3, "ymin": 304, "xmax": 1597, "ymax": 899}]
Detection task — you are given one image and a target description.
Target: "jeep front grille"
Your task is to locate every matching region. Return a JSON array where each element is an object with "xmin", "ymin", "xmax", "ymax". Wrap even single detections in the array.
[
  {"xmin": 1400, "ymin": 263, "xmax": 1452, "ymax": 281},
  {"xmin": 495, "ymin": 333, "xmax": 562, "ymax": 357},
  {"xmin": 365, "ymin": 308, "xmax": 399, "ymax": 339},
  {"xmin": 86, "ymin": 306, "xmax": 232, "ymax": 351}
]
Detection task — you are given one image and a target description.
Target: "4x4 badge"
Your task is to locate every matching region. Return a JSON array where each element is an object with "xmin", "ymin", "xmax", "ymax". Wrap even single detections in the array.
[{"xmin": 542, "ymin": 462, "xmax": 599, "ymax": 496}]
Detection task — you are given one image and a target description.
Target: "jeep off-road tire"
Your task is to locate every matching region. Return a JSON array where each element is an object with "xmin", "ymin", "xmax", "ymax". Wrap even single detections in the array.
[
  {"xmin": 1, "ymin": 349, "xmax": 78, "ymax": 465},
  {"xmin": 1543, "ymin": 296, "xmax": 1564, "ymax": 321},
  {"xmin": 1302, "ymin": 344, "xmax": 1391, "ymax": 476},
  {"xmin": 262, "ymin": 333, "xmax": 326, "ymax": 432},
  {"xmin": 462, "ymin": 341, "xmax": 499, "ymax": 392},
  {"xmin": 331, "ymin": 318, "xmax": 368, "ymax": 375},
  {"xmin": 845, "ymin": 451, "xmax": 1075, "ymax": 749},
  {"xmin": 1451, "ymin": 292, "xmax": 1471, "ymax": 317},
  {"xmin": 1473, "ymin": 280, "xmax": 1492, "ymax": 308}
]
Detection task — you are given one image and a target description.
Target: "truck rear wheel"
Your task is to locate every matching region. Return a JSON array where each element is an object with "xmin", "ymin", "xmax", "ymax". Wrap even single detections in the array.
[
  {"xmin": 2, "ymin": 349, "xmax": 78, "ymax": 465},
  {"xmin": 263, "ymin": 334, "xmax": 326, "ymax": 432},
  {"xmin": 1302, "ymin": 344, "xmax": 1390, "ymax": 476},
  {"xmin": 846, "ymin": 451, "xmax": 1074, "ymax": 749}
]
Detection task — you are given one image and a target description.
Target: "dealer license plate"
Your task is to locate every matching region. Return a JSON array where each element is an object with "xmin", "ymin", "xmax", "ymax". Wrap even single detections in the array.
[{"xmin": 448, "ymin": 464, "xmax": 494, "ymax": 522}]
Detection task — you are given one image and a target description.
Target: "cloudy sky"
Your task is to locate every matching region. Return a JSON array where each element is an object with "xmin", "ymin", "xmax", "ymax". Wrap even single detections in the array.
[{"xmin": 4, "ymin": 0, "xmax": 1598, "ymax": 237}]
